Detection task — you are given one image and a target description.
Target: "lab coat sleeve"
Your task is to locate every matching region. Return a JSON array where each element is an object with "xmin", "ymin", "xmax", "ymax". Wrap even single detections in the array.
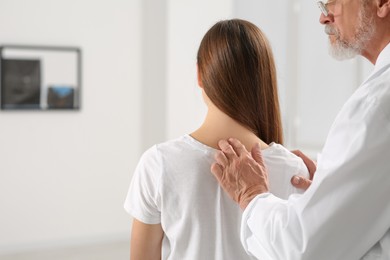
[{"xmin": 240, "ymin": 81, "xmax": 390, "ymax": 259}]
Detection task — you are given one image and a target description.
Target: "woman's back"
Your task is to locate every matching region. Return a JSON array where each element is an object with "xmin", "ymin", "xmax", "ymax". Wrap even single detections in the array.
[{"xmin": 125, "ymin": 135, "xmax": 308, "ymax": 259}]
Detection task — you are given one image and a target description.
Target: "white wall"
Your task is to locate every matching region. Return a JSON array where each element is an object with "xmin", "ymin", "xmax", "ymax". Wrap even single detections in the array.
[
  {"xmin": 0, "ymin": 0, "xmax": 141, "ymax": 254},
  {"xmin": 141, "ymin": 0, "xmax": 168, "ymax": 150},
  {"xmin": 166, "ymin": 0, "xmax": 233, "ymax": 139}
]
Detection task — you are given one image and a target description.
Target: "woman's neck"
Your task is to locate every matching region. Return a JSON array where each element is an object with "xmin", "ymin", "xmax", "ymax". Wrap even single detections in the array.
[{"xmin": 190, "ymin": 106, "xmax": 268, "ymax": 151}]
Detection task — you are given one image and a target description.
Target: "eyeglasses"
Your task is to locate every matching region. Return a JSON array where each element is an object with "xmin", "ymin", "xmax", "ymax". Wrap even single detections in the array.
[
  {"xmin": 317, "ymin": 0, "xmax": 336, "ymax": 16},
  {"xmin": 317, "ymin": 1, "xmax": 329, "ymax": 16}
]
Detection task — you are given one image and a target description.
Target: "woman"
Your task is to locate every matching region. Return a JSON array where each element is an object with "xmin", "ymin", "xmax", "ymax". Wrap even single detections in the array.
[{"xmin": 124, "ymin": 19, "xmax": 309, "ymax": 259}]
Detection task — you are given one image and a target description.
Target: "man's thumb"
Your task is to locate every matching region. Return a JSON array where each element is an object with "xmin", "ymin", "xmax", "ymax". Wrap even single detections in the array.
[{"xmin": 291, "ymin": 175, "xmax": 312, "ymax": 190}]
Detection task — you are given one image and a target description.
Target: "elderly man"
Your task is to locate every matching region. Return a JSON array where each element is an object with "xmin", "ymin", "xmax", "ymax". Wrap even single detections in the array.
[{"xmin": 211, "ymin": 0, "xmax": 390, "ymax": 259}]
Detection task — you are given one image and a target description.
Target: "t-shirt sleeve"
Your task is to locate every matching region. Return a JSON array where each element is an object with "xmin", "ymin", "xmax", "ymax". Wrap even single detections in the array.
[
  {"xmin": 124, "ymin": 145, "xmax": 162, "ymax": 224},
  {"xmin": 264, "ymin": 145, "xmax": 310, "ymax": 199}
]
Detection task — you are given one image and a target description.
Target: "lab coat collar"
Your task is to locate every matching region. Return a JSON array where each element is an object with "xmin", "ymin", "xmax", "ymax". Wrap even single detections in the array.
[
  {"xmin": 374, "ymin": 42, "xmax": 390, "ymax": 71},
  {"xmin": 362, "ymin": 42, "xmax": 390, "ymax": 86}
]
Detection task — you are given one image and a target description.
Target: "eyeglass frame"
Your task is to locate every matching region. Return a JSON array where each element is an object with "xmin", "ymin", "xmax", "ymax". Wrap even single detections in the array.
[
  {"xmin": 317, "ymin": 1, "xmax": 329, "ymax": 16},
  {"xmin": 317, "ymin": 0, "xmax": 335, "ymax": 16}
]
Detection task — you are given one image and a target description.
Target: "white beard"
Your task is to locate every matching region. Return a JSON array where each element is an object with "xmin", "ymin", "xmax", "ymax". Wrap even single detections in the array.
[{"xmin": 326, "ymin": 7, "xmax": 375, "ymax": 60}]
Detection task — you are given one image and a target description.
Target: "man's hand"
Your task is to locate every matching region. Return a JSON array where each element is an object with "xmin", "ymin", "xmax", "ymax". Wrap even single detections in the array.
[
  {"xmin": 290, "ymin": 150, "xmax": 317, "ymax": 190},
  {"xmin": 211, "ymin": 138, "xmax": 269, "ymax": 210}
]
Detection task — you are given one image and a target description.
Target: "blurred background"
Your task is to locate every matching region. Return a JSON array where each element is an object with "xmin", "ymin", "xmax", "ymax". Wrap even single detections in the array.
[{"xmin": 0, "ymin": 0, "xmax": 373, "ymax": 259}]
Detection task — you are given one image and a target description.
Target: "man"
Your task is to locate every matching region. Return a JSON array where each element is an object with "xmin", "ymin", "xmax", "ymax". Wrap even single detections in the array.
[{"xmin": 211, "ymin": 0, "xmax": 390, "ymax": 259}]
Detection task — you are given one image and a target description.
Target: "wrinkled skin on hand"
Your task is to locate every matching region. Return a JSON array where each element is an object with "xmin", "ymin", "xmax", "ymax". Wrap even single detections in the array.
[{"xmin": 211, "ymin": 138, "xmax": 269, "ymax": 210}]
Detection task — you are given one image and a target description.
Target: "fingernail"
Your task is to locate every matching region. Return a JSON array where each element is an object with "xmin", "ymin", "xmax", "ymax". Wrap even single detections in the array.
[{"xmin": 292, "ymin": 176, "xmax": 300, "ymax": 185}]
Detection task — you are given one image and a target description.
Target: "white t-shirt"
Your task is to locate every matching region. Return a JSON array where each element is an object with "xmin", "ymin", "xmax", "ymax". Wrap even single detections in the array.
[{"xmin": 124, "ymin": 134, "xmax": 309, "ymax": 260}]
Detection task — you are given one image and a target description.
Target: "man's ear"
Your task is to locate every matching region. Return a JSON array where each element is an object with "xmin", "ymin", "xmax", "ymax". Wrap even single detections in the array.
[{"xmin": 377, "ymin": 0, "xmax": 390, "ymax": 18}]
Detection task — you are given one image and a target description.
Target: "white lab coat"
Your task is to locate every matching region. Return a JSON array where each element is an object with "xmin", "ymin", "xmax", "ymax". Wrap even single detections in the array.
[{"xmin": 241, "ymin": 43, "xmax": 390, "ymax": 260}]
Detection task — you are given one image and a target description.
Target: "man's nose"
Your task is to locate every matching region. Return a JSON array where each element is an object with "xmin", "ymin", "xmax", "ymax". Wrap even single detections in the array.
[{"xmin": 319, "ymin": 12, "xmax": 333, "ymax": 24}]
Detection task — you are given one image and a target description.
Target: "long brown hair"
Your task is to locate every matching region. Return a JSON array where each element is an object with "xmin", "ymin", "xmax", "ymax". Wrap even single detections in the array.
[{"xmin": 197, "ymin": 19, "xmax": 283, "ymax": 144}]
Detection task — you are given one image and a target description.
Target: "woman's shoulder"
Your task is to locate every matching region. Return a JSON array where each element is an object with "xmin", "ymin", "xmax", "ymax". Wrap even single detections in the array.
[
  {"xmin": 140, "ymin": 135, "xmax": 204, "ymax": 163},
  {"xmin": 262, "ymin": 143, "xmax": 295, "ymax": 159},
  {"xmin": 262, "ymin": 143, "xmax": 309, "ymax": 198},
  {"xmin": 262, "ymin": 143, "xmax": 310, "ymax": 178}
]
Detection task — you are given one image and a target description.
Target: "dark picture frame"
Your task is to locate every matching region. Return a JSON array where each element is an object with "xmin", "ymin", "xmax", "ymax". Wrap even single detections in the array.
[{"xmin": 0, "ymin": 45, "xmax": 82, "ymax": 110}]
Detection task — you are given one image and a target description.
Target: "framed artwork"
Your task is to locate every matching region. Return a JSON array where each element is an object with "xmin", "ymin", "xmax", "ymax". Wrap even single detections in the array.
[{"xmin": 0, "ymin": 45, "xmax": 81, "ymax": 110}]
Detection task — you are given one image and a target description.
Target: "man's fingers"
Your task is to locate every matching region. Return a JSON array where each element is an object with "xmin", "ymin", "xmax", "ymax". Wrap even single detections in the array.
[
  {"xmin": 251, "ymin": 143, "xmax": 264, "ymax": 165},
  {"xmin": 227, "ymin": 138, "xmax": 248, "ymax": 157},
  {"xmin": 218, "ymin": 139, "xmax": 238, "ymax": 160},
  {"xmin": 291, "ymin": 175, "xmax": 312, "ymax": 190},
  {"xmin": 214, "ymin": 151, "xmax": 228, "ymax": 167},
  {"xmin": 211, "ymin": 162, "xmax": 223, "ymax": 180},
  {"xmin": 291, "ymin": 150, "xmax": 316, "ymax": 180}
]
